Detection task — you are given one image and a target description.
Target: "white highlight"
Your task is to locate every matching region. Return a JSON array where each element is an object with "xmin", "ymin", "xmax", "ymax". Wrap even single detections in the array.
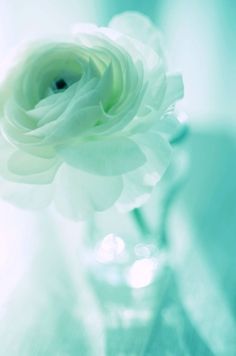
[
  {"xmin": 134, "ymin": 243, "xmax": 155, "ymax": 258},
  {"xmin": 126, "ymin": 258, "xmax": 156, "ymax": 289},
  {"xmin": 177, "ymin": 110, "xmax": 188, "ymax": 124},
  {"xmin": 144, "ymin": 172, "xmax": 160, "ymax": 186},
  {"xmin": 95, "ymin": 233, "xmax": 125, "ymax": 264},
  {"xmin": 71, "ymin": 23, "xmax": 97, "ymax": 35}
]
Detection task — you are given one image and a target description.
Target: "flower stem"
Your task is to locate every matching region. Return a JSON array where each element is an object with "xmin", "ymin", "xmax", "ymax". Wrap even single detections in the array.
[
  {"xmin": 170, "ymin": 123, "xmax": 189, "ymax": 145},
  {"xmin": 131, "ymin": 207, "xmax": 151, "ymax": 239}
]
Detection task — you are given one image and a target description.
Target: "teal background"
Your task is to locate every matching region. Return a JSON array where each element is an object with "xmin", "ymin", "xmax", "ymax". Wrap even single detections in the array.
[{"xmin": 0, "ymin": 1, "xmax": 236, "ymax": 355}]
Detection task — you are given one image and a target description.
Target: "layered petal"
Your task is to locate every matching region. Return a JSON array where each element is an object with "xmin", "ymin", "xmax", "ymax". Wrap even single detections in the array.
[
  {"xmin": 157, "ymin": 73, "xmax": 184, "ymax": 116},
  {"xmin": 117, "ymin": 131, "xmax": 172, "ymax": 211},
  {"xmin": 7, "ymin": 151, "xmax": 60, "ymax": 178},
  {"xmin": 134, "ymin": 131, "xmax": 172, "ymax": 178},
  {"xmin": 0, "ymin": 137, "xmax": 60, "ymax": 184},
  {"xmin": 56, "ymin": 137, "xmax": 146, "ymax": 176},
  {"xmin": 0, "ymin": 178, "xmax": 53, "ymax": 210},
  {"xmin": 53, "ymin": 164, "xmax": 123, "ymax": 220},
  {"xmin": 109, "ymin": 12, "xmax": 164, "ymax": 56}
]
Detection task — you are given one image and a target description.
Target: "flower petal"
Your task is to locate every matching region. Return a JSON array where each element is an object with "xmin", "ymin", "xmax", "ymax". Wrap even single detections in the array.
[
  {"xmin": 0, "ymin": 139, "xmax": 60, "ymax": 184},
  {"xmin": 57, "ymin": 137, "xmax": 146, "ymax": 176},
  {"xmin": 53, "ymin": 164, "xmax": 123, "ymax": 220},
  {"xmin": 7, "ymin": 150, "xmax": 60, "ymax": 176},
  {"xmin": 30, "ymin": 105, "xmax": 103, "ymax": 144},
  {"xmin": 109, "ymin": 12, "xmax": 163, "ymax": 55},
  {"xmin": 134, "ymin": 131, "xmax": 172, "ymax": 177},
  {"xmin": 0, "ymin": 178, "xmax": 52, "ymax": 210},
  {"xmin": 116, "ymin": 167, "xmax": 153, "ymax": 212},
  {"xmin": 117, "ymin": 132, "xmax": 172, "ymax": 211},
  {"xmin": 158, "ymin": 74, "xmax": 184, "ymax": 115}
]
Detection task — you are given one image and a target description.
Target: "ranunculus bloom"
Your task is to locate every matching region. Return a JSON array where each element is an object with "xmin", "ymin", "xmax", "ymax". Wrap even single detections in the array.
[{"xmin": 0, "ymin": 12, "xmax": 183, "ymax": 219}]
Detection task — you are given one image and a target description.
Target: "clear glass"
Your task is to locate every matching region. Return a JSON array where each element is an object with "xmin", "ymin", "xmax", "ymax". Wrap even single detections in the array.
[{"xmin": 79, "ymin": 130, "xmax": 188, "ymax": 354}]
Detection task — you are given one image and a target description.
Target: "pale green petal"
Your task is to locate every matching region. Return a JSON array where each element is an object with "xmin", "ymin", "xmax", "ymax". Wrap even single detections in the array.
[
  {"xmin": 125, "ymin": 108, "xmax": 158, "ymax": 136},
  {"xmin": 1, "ymin": 106, "xmax": 55, "ymax": 157},
  {"xmin": 4, "ymin": 164, "xmax": 59, "ymax": 185},
  {"xmin": 142, "ymin": 66, "xmax": 166, "ymax": 113},
  {"xmin": 90, "ymin": 66, "xmax": 145, "ymax": 135},
  {"xmin": 28, "ymin": 98, "xmax": 68, "ymax": 125},
  {"xmin": 134, "ymin": 131, "xmax": 172, "ymax": 177},
  {"xmin": 116, "ymin": 132, "xmax": 172, "ymax": 212},
  {"xmin": 109, "ymin": 12, "xmax": 163, "ymax": 55},
  {"xmin": 28, "ymin": 78, "xmax": 102, "ymax": 143},
  {"xmin": 116, "ymin": 167, "xmax": 153, "ymax": 212},
  {"xmin": 16, "ymin": 145, "xmax": 56, "ymax": 159},
  {"xmin": 74, "ymin": 33, "xmax": 146, "ymax": 135},
  {"xmin": 28, "ymin": 81, "xmax": 83, "ymax": 126},
  {"xmin": 53, "ymin": 164, "xmax": 123, "ymax": 220},
  {"xmin": 0, "ymin": 178, "xmax": 52, "ymax": 209},
  {"xmin": 0, "ymin": 139, "xmax": 59, "ymax": 184},
  {"xmin": 30, "ymin": 105, "xmax": 101, "ymax": 143},
  {"xmin": 152, "ymin": 114, "xmax": 181, "ymax": 136},
  {"xmin": 127, "ymin": 73, "xmax": 182, "ymax": 137},
  {"xmin": 5, "ymin": 100, "xmax": 37, "ymax": 131},
  {"xmin": 2, "ymin": 115, "xmax": 41, "ymax": 146},
  {"xmin": 158, "ymin": 74, "xmax": 184, "ymax": 115},
  {"xmin": 32, "ymin": 79, "xmax": 79, "ymax": 112},
  {"xmin": 56, "ymin": 137, "xmax": 146, "ymax": 176},
  {"xmin": 7, "ymin": 151, "xmax": 60, "ymax": 176}
]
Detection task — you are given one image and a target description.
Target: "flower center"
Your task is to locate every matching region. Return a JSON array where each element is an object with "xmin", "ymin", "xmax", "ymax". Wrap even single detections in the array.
[
  {"xmin": 51, "ymin": 78, "xmax": 68, "ymax": 93},
  {"xmin": 47, "ymin": 77, "xmax": 71, "ymax": 96},
  {"xmin": 55, "ymin": 79, "xmax": 68, "ymax": 90},
  {"xmin": 47, "ymin": 72, "xmax": 81, "ymax": 97}
]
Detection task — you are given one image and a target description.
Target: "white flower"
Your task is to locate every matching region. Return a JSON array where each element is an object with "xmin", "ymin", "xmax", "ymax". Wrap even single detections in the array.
[{"xmin": 0, "ymin": 12, "xmax": 183, "ymax": 220}]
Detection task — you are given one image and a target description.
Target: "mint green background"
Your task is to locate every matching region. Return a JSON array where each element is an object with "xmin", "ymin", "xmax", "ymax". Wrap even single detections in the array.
[{"xmin": 0, "ymin": 1, "xmax": 235, "ymax": 355}]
